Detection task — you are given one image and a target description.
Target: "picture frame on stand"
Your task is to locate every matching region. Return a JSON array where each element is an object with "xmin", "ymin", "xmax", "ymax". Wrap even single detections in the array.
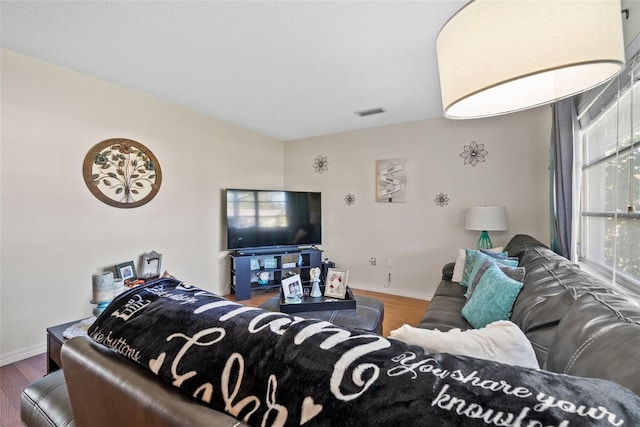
[
  {"xmin": 282, "ymin": 274, "xmax": 303, "ymax": 300},
  {"xmin": 115, "ymin": 261, "xmax": 137, "ymax": 281},
  {"xmin": 324, "ymin": 268, "xmax": 348, "ymax": 299}
]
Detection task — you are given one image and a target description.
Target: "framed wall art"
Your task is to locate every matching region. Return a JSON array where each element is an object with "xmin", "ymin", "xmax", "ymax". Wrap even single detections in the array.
[
  {"xmin": 83, "ymin": 138, "xmax": 162, "ymax": 209},
  {"xmin": 376, "ymin": 158, "xmax": 407, "ymax": 203}
]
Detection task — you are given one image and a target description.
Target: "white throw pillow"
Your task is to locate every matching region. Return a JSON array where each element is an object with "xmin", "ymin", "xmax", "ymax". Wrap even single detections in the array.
[
  {"xmin": 451, "ymin": 247, "xmax": 503, "ymax": 283},
  {"xmin": 389, "ymin": 320, "xmax": 539, "ymax": 369}
]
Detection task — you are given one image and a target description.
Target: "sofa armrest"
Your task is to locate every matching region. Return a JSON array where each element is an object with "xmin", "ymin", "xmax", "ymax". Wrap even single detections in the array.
[
  {"xmin": 61, "ymin": 336, "xmax": 248, "ymax": 427},
  {"xmin": 21, "ymin": 369, "xmax": 74, "ymax": 427},
  {"xmin": 441, "ymin": 262, "xmax": 455, "ymax": 281}
]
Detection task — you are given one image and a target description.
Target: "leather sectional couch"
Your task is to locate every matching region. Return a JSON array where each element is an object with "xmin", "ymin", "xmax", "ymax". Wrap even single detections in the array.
[
  {"xmin": 21, "ymin": 234, "xmax": 640, "ymax": 426},
  {"xmin": 418, "ymin": 234, "xmax": 640, "ymax": 395}
]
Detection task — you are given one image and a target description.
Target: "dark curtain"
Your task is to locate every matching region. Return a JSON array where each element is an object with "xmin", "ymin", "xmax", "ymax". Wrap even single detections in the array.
[{"xmin": 550, "ymin": 98, "xmax": 576, "ymax": 259}]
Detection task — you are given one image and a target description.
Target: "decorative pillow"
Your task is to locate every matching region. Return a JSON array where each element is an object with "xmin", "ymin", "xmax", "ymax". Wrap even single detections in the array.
[
  {"xmin": 465, "ymin": 260, "xmax": 525, "ymax": 300},
  {"xmin": 451, "ymin": 247, "xmax": 502, "ymax": 283},
  {"xmin": 462, "ymin": 264, "xmax": 524, "ymax": 329},
  {"xmin": 389, "ymin": 320, "xmax": 539, "ymax": 369},
  {"xmin": 461, "ymin": 250, "xmax": 519, "ymax": 289}
]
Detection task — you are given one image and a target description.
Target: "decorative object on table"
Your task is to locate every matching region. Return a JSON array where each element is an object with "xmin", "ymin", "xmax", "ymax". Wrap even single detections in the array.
[
  {"xmin": 436, "ymin": 0, "xmax": 624, "ymax": 119},
  {"xmin": 344, "ymin": 193, "xmax": 355, "ymax": 206},
  {"xmin": 140, "ymin": 250, "xmax": 162, "ymax": 279},
  {"xmin": 313, "ymin": 155, "xmax": 328, "ymax": 174},
  {"xmin": 459, "ymin": 141, "xmax": 487, "ymax": 167},
  {"xmin": 264, "ymin": 258, "xmax": 277, "ymax": 269},
  {"xmin": 257, "ymin": 271, "xmax": 270, "ymax": 285},
  {"xmin": 91, "ymin": 271, "xmax": 114, "ymax": 302},
  {"xmin": 62, "ymin": 317, "xmax": 96, "ymax": 340},
  {"xmin": 324, "ymin": 268, "xmax": 348, "ymax": 299},
  {"xmin": 321, "ymin": 258, "xmax": 335, "ymax": 283},
  {"xmin": 282, "ymin": 274, "xmax": 303, "ymax": 303},
  {"xmin": 465, "ymin": 206, "xmax": 508, "ymax": 249},
  {"xmin": 434, "ymin": 193, "xmax": 449, "ymax": 207},
  {"xmin": 309, "ymin": 266, "xmax": 322, "ymax": 297},
  {"xmin": 90, "ymin": 271, "xmax": 128, "ymax": 316},
  {"xmin": 115, "ymin": 260, "xmax": 137, "ymax": 281},
  {"xmin": 376, "ymin": 158, "xmax": 407, "ymax": 203},
  {"xmin": 82, "ymin": 138, "xmax": 162, "ymax": 208}
]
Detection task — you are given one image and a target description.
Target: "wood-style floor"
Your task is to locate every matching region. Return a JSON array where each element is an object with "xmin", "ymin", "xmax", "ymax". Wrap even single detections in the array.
[{"xmin": 0, "ymin": 289, "xmax": 428, "ymax": 427}]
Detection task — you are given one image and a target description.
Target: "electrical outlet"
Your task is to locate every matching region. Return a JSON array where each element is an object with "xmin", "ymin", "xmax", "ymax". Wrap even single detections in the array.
[
  {"xmin": 387, "ymin": 258, "xmax": 394, "ymax": 268},
  {"xmin": 370, "ymin": 257, "xmax": 376, "ymax": 266}
]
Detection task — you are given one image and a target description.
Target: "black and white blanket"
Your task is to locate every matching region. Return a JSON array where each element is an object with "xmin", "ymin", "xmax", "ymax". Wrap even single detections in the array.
[{"xmin": 88, "ymin": 278, "xmax": 640, "ymax": 426}]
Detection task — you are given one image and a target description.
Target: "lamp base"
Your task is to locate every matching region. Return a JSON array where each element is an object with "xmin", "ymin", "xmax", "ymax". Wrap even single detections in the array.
[{"xmin": 477, "ymin": 231, "xmax": 493, "ymax": 250}]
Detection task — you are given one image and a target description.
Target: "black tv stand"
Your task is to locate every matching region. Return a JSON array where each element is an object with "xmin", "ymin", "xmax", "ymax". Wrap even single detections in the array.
[
  {"xmin": 230, "ymin": 247, "xmax": 323, "ymax": 300},
  {"xmin": 234, "ymin": 246, "xmax": 300, "ymax": 256}
]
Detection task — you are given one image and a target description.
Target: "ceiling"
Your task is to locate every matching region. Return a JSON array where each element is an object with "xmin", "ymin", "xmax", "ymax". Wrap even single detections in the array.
[{"xmin": 0, "ymin": 0, "xmax": 468, "ymax": 141}]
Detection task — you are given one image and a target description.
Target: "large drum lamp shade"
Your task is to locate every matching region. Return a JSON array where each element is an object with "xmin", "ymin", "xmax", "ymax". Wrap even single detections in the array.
[{"xmin": 436, "ymin": 0, "xmax": 625, "ymax": 119}]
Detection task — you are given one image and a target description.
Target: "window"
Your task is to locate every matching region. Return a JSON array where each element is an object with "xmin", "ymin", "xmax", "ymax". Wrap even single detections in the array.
[{"xmin": 578, "ymin": 58, "xmax": 640, "ymax": 290}]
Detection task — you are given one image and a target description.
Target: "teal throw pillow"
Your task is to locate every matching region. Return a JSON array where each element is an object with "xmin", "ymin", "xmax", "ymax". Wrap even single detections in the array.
[
  {"xmin": 460, "ymin": 249, "xmax": 479, "ymax": 288},
  {"xmin": 465, "ymin": 260, "xmax": 526, "ymax": 300},
  {"xmin": 461, "ymin": 263, "xmax": 524, "ymax": 329},
  {"xmin": 465, "ymin": 251, "xmax": 519, "ymax": 291}
]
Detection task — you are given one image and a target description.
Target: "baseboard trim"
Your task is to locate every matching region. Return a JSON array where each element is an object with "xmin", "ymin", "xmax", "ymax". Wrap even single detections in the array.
[
  {"xmin": 348, "ymin": 284, "xmax": 433, "ymax": 301},
  {"xmin": 0, "ymin": 343, "xmax": 46, "ymax": 367}
]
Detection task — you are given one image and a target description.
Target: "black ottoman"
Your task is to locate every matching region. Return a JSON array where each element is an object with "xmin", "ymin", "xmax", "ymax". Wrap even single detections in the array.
[{"xmin": 259, "ymin": 294, "xmax": 384, "ymax": 334}]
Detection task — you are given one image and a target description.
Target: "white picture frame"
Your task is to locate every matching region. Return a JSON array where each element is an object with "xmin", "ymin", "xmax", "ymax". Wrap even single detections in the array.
[
  {"xmin": 282, "ymin": 274, "xmax": 303, "ymax": 299},
  {"xmin": 140, "ymin": 251, "xmax": 162, "ymax": 278},
  {"xmin": 324, "ymin": 268, "xmax": 348, "ymax": 299}
]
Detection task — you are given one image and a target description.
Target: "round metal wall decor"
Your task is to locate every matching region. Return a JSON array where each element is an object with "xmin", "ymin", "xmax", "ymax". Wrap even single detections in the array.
[{"xmin": 82, "ymin": 138, "xmax": 162, "ymax": 208}]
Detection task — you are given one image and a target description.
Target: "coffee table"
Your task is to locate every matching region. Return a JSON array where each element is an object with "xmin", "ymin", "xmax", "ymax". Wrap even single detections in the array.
[{"xmin": 259, "ymin": 294, "xmax": 384, "ymax": 334}]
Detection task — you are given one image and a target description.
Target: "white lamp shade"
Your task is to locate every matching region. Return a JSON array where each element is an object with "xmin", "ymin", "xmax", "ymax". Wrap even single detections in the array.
[
  {"xmin": 465, "ymin": 206, "xmax": 508, "ymax": 231},
  {"xmin": 436, "ymin": 0, "xmax": 625, "ymax": 119}
]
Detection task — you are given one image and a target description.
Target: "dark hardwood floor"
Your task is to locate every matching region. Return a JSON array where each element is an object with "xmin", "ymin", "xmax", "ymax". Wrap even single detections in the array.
[{"xmin": 0, "ymin": 288, "xmax": 428, "ymax": 426}]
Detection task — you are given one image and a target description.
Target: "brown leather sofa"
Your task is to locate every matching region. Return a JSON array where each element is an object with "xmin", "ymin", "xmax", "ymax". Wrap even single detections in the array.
[{"xmin": 21, "ymin": 234, "xmax": 640, "ymax": 426}]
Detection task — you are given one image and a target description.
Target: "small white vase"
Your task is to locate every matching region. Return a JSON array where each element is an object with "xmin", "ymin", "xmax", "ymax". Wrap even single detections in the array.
[{"xmin": 310, "ymin": 280, "xmax": 322, "ymax": 297}]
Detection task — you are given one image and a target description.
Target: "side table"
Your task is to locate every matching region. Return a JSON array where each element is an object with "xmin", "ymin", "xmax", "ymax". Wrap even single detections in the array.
[{"xmin": 46, "ymin": 319, "xmax": 84, "ymax": 373}]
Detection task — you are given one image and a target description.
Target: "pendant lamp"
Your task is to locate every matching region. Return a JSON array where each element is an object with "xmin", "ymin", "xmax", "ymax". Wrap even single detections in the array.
[{"xmin": 436, "ymin": 0, "xmax": 625, "ymax": 119}]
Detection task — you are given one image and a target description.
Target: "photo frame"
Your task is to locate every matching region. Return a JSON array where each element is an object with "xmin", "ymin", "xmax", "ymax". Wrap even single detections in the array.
[
  {"xmin": 324, "ymin": 268, "xmax": 348, "ymax": 299},
  {"xmin": 282, "ymin": 274, "xmax": 303, "ymax": 299},
  {"xmin": 115, "ymin": 261, "xmax": 137, "ymax": 281},
  {"xmin": 140, "ymin": 250, "xmax": 162, "ymax": 278}
]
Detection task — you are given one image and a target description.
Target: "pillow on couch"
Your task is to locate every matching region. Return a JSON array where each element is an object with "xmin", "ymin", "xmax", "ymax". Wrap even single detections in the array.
[
  {"xmin": 451, "ymin": 247, "xmax": 503, "ymax": 283},
  {"xmin": 461, "ymin": 249, "xmax": 519, "ymax": 288},
  {"xmin": 389, "ymin": 320, "xmax": 539, "ymax": 369},
  {"xmin": 466, "ymin": 260, "xmax": 526, "ymax": 300},
  {"xmin": 462, "ymin": 263, "xmax": 524, "ymax": 329}
]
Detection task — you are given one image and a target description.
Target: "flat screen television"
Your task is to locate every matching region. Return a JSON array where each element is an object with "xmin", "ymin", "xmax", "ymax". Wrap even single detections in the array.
[{"xmin": 225, "ymin": 189, "xmax": 322, "ymax": 252}]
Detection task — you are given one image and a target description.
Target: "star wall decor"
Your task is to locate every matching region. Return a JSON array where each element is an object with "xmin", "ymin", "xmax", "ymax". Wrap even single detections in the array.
[
  {"xmin": 434, "ymin": 193, "xmax": 450, "ymax": 207},
  {"xmin": 313, "ymin": 155, "xmax": 328, "ymax": 174},
  {"xmin": 344, "ymin": 193, "xmax": 356, "ymax": 206},
  {"xmin": 460, "ymin": 141, "xmax": 488, "ymax": 166}
]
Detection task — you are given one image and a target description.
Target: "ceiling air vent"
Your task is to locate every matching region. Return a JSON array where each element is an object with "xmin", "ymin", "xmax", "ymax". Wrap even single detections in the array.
[{"xmin": 355, "ymin": 107, "xmax": 386, "ymax": 117}]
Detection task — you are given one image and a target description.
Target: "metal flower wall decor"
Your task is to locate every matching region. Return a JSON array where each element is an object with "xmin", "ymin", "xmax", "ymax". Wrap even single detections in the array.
[
  {"xmin": 82, "ymin": 138, "xmax": 162, "ymax": 208},
  {"xmin": 434, "ymin": 193, "xmax": 450, "ymax": 207},
  {"xmin": 344, "ymin": 194, "xmax": 356, "ymax": 206},
  {"xmin": 460, "ymin": 141, "xmax": 488, "ymax": 166},
  {"xmin": 313, "ymin": 155, "xmax": 328, "ymax": 174}
]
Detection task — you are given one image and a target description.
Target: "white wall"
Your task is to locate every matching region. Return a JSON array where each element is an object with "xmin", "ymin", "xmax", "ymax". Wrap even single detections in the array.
[
  {"xmin": 284, "ymin": 108, "xmax": 551, "ymax": 299},
  {"xmin": 0, "ymin": 49, "xmax": 283, "ymax": 365}
]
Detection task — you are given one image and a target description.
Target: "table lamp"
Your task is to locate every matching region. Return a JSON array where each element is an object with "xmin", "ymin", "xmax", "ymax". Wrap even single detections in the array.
[{"xmin": 465, "ymin": 206, "xmax": 508, "ymax": 249}]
